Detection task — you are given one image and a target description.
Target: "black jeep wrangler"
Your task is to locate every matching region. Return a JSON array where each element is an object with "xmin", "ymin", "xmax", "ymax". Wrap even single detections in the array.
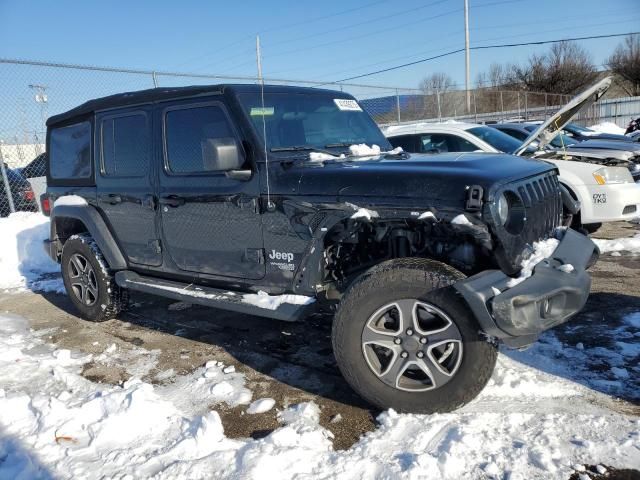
[{"xmin": 43, "ymin": 84, "xmax": 597, "ymax": 413}]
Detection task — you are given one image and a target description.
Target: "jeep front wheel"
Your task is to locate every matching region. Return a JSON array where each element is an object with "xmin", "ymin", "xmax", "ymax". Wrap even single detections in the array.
[
  {"xmin": 332, "ymin": 258, "xmax": 497, "ymax": 413},
  {"xmin": 61, "ymin": 234, "xmax": 128, "ymax": 322}
]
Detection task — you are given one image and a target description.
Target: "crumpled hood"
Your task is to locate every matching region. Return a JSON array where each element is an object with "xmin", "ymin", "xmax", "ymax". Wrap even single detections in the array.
[{"xmin": 271, "ymin": 152, "xmax": 555, "ymax": 204}]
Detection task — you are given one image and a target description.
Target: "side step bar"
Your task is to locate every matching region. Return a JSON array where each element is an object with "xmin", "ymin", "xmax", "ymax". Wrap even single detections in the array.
[{"xmin": 114, "ymin": 271, "xmax": 313, "ymax": 322}]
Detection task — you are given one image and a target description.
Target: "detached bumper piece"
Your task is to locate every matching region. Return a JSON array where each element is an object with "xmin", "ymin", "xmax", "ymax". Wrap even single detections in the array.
[{"xmin": 455, "ymin": 229, "xmax": 598, "ymax": 348}]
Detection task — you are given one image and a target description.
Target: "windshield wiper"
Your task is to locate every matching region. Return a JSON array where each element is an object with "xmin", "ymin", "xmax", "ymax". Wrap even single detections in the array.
[
  {"xmin": 270, "ymin": 145, "xmax": 338, "ymax": 156},
  {"xmin": 324, "ymin": 142, "xmax": 353, "ymax": 148}
]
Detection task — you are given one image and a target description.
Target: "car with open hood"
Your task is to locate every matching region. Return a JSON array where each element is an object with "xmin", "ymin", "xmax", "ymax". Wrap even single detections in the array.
[
  {"xmin": 42, "ymin": 83, "xmax": 597, "ymax": 414},
  {"xmin": 385, "ymin": 78, "xmax": 640, "ymax": 233}
]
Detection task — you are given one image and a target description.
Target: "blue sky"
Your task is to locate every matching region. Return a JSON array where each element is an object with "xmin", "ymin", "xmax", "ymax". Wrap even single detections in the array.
[{"xmin": 1, "ymin": 0, "xmax": 638, "ymax": 89}]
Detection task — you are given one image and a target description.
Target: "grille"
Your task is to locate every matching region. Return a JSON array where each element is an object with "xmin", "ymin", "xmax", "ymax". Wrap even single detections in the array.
[
  {"xmin": 490, "ymin": 170, "xmax": 562, "ymax": 273},
  {"xmin": 623, "ymin": 205, "xmax": 637, "ymax": 215}
]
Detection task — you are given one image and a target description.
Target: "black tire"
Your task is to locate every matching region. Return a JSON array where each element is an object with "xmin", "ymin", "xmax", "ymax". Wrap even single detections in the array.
[
  {"xmin": 332, "ymin": 257, "xmax": 497, "ymax": 414},
  {"xmin": 61, "ymin": 233, "xmax": 128, "ymax": 322},
  {"xmin": 582, "ymin": 223, "xmax": 602, "ymax": 235}
]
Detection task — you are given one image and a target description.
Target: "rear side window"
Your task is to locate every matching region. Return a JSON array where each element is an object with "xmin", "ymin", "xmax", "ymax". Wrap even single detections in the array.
[
  {"xmin": 49, "ymin": 122, "xmax": 91, "ymax": 179},
  {"xmin": 165, "ymin": 105, "xmax": 235, "ymax": 174},
  {"xmin": 101, "ymin": 114, "xmax": 149, "ymax": 177}
]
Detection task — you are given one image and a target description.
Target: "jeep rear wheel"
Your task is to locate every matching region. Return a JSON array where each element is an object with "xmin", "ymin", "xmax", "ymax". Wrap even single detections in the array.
[
  {"xmin": 332, "ymin": 257, "xmax": 497, "ymax": 413},
  {"xmin": 61, "ymin": 234, "xmax": 128, "ymax": 322}
]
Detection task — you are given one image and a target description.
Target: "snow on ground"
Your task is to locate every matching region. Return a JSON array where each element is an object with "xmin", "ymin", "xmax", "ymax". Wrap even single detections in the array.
[
  {"xmin": 0, "ymin": 213, "xmax": 62, "ymax": 293},
  {"xmin": 0, "ymin": 310, "xmax": 638, "ymax": 480},
  {"xmin": 588, "ymin": 122, "xmax": 626, "ymax": 136},
  {"xmin": 247, "ymin": 398, "xmax": 276, "ymax": 414},
  {"xmin": 593, "ymin": 232, "xmax": 640, "ymax": 254}
]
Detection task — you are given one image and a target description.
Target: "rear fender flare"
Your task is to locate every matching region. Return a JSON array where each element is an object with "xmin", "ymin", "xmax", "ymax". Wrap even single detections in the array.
[{"xmin": 50, "ymin": 204, "xmax": 127, "ymax": 270}]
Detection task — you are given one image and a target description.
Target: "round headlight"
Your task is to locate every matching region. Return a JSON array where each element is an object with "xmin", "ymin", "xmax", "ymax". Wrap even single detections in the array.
[{"xmin": 497, "ymin": 193, "xmax": 509, "ymax": 225}]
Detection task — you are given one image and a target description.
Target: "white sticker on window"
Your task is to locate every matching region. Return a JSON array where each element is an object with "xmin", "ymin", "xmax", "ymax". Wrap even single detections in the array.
[
  {"xmin": 333, "ymin": 99, "xmax": 362, "ymax": 111},
  {"xmin": 250, "ymin": 107, "xmax": 274, "ymax": 116}
]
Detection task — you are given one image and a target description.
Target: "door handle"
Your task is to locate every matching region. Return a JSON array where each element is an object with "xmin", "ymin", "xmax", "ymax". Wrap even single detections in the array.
[
  {"xmin": 99, "ymin": 194, "xmax": 122, "ymax": 205},
  {"xmin": 159, "ymin": 195, "xmax": 185, "ymax": 207}
]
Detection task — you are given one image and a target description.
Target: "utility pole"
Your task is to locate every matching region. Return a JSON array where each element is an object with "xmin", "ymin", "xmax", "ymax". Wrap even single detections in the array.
[{"xmin": 464, "ymin": 0, "xmax": 471, "ymax": 114}]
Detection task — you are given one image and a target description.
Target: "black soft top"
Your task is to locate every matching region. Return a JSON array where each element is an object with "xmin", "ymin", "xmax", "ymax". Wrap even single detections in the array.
[{"xmin": 46, "ymin": 84, "xmax": 350, "ymax": 127}]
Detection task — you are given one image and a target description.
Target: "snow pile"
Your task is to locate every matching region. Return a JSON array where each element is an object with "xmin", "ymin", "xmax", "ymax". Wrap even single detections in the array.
[
  {"xmin": 588, "ymin": 122, "xmax": 626, "ymax": 135},
  {"xmin": 507, "ymin": 238, "xmax": 560, "ymax": 287},
  {"xmin": 350, "ymin": 208, "xmax": 379, "ymax": 221},
  {"xmin": 385, "ymin": 146, "xmax": 403, "ymax": 154},
  {"xmin": 53, "ymin": 195, "xmax": 87, "ymax": 207},
  {"xmin": 242, "ymin": 290, "xmax": 315, "ymax": 310},
  {"xmin": 0, "ymin": 212, "xmax": 62, "ymax": 292},
  {"xmin": 0, "ymin": 312, "xmax": 639, "ymax": 479},
  {"xmin": 451, "ymin": 213, "xmax": 472, "ymax": 226},
  {"xmin": 247, "ymin": 398, "xmax": 276, "ymax": 414},
  {"xmin": 418, "ymin": 211, "xmax": 436, "ymax": 221},
  {"xmin": 349, "ymin": 143, "xmax": 381, "ymax": 156},
  {"xmin": 593, "ymin": 233, "xmax": 640, "ymax": 254},
  {"xmin": 309, "ymin": 151, "xmax": 345, "ymax": 162}
]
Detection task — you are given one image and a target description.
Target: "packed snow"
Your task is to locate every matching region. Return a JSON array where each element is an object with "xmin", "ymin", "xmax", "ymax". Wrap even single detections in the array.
[
  {"xmin": 0, "ymin": 213, "xmax": 62, "ymax": 292},
  {"xmin": 418, "ymin": 211, "xmax": 436, "ymax": 221},
  {"xmin": 53, "ymin": 195, "xmax": 88, "ymax": 207},
  {"xmin": 242, "ymin": 290, "xmax": 315, "ymax": 310},
  {"xmin": 593, "ymin": 232, "xmax": 640, "ymax": 254},
  {"xmin": 246, "ymin": 398, "xmax": 276, "ymax": 414},
  {"xmin": 309, "ymin": 151, "xmax": 345, "ymax": 162},
  {"xmin": 348, "ymin": 143, "xmax": 381, "ymax": 156},
  {"xmin": 506, "ymin": 238, "xmax": 560, "ymax": 287},
  {"xmin": 588, "ymin": 122, "xmax": 626, "ymax": 136},
  {"xmin": 0, "ymin": 312, "xmax": 638, "ymax": 479},
  {"xmin": 451, "ymin": 213, "xmax": 473, "ymax": 226}
]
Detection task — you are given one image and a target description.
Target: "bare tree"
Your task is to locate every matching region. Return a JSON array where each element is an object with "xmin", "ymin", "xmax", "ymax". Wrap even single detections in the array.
[
  {"xmin": 418, "ymin": 72, "xmax": 458, "ymax": 118},
  {"xmin": 510, "ymin": 41, "xmax": 598, "ymax": 95},
  {"xmin": 607, "ymin": 35, "xmax": 640, "ymax": 96}
]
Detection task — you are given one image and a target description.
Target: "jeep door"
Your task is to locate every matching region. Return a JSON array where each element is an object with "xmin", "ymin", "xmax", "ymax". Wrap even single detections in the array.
[
  {"xmin": 95, "ymin": 107, "xmax": 162, "ymax": 266},
  {"xmin": 156, "ymin": 98, "xmax": 265, "ymax": 280}
]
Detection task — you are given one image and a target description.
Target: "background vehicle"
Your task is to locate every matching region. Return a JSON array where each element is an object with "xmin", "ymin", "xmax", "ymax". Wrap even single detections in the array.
[
  {"xmin": 43, "ymin": 84, "xmax": 597, "ymax": 414},
  {"xmin": 0, "ymin": 163, "xmax": 38, "ymax": 217},
  {"xmin": 18, "ymin": 153, "xmax": 47, "ymax": 210},
  {"xmin": 386, "ymin": 78, "xmax": 640, "ymax": 233},
  {"xmin": 492, "ymin": 123, "xmax": 640, "ymax": 182}
]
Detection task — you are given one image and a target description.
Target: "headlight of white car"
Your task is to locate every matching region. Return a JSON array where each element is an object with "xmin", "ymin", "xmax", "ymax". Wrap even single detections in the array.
[{"xmin": 592, "ymin": 166, "xmax": 633, "ymax": 185}]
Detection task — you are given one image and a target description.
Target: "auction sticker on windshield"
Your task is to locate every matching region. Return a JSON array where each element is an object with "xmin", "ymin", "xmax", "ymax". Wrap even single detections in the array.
[{"xmin": 334, "ymin": 99, "xmax": 362, "ymax": 111}]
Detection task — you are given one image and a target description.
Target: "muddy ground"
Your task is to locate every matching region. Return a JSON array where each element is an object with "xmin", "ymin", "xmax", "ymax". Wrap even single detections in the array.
[{"xmin": 0, "ymin": 221, "xmax": 638, "ymax": 456}]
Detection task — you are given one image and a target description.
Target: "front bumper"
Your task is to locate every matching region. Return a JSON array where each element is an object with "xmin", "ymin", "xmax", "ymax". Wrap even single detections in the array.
[{"xmin": 455, "ymin": 228, "xmax": 598, "ymax": 348}]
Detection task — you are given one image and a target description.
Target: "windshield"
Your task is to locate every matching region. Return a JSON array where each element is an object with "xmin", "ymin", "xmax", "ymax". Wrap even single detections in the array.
[
  {"xmin": 237, "ymin": 92, "xmax": 391, "ymax": 153},
  {"xmin": 523, "ymin": 125, "xmax": 577, "ymax": 148},
  {"xmin": 467, "ymin": 126, "xmax": 523, "ymax": 154}
]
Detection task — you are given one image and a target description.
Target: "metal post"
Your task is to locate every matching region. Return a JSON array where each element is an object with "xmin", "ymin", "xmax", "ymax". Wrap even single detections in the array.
[
  {"xmin": 0, "ymin": 142, "xmax": 16, "ymax": 214},
  {"xmin": 524, "ymin": 92, "xmax": 528, "ymax": 121},
  {"xmin": 395, "ymin": 89, "xmax": 401, "ymax": 124},
  {"xmin": 464, "ymin": 0, "xmax": 471, "ymax": 114},
  {"xmin": 473, "ymin": 89, "xmax": 478, "ymax": 123},
  {"xmin": 152, "ymin": 71, "xmax": 159, "ymax": 87},
  {"xmin": 500, "ymin": 91, "xmax": 504, "ymax": 120},
  {"xmin": 436, "ymin": 89, "xmax": 442, "ymax": 121},
  {"xmin": 544, "ymin": 93, "xmax": 548, "ymax": 119},
  {"xmin": 517, "ymin": 91, "xmax": 521, "ymax": 118}
]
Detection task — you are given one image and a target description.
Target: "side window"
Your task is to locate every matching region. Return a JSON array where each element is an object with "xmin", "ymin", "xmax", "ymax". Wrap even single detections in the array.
[
  {"xmin": 101, "ymin": 113, "xmax": 149, "ymax": 177},
  {"xmin": 446, "ymin": 134, "xmax": 478, "ymax": 152},
  {"xmin": 49, "ymin": 122, "xmax": 91, "ymax": 179},
  {"xmin": 165, "ymin": 104, "xmax": 236, "ymax": 174},
  {"xmin": 420, "ymin": 134, "xmax": 447, "ymax": 153},
  {"xmin": 502, "ymin": 128, "xmax": 528, "ymax": 141},
  {"xmin": 388, "ymin": 135, "xmax": 417, "ymax": 152}
]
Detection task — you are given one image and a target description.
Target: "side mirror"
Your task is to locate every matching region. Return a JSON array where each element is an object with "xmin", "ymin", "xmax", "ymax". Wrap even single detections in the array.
[{"xmin": 202, "ymin": 137, "xmax": 245, "ymax": 171}]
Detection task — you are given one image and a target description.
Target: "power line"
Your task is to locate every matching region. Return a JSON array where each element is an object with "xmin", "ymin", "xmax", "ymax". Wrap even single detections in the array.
[{"xmin": 327, "ymin": 31, "xmax": 640, "ymax": 84}]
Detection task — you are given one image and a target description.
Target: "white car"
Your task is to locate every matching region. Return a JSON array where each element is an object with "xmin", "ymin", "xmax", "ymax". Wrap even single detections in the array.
[{"xmin": 384, "ymin": 79, "xmax": 640, "ymax": 233}]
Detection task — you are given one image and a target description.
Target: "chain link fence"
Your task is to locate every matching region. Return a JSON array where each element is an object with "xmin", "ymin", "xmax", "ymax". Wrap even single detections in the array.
[{"xmin": 1, "ymin": 58, "xmax": 638, "ymax": 217}]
